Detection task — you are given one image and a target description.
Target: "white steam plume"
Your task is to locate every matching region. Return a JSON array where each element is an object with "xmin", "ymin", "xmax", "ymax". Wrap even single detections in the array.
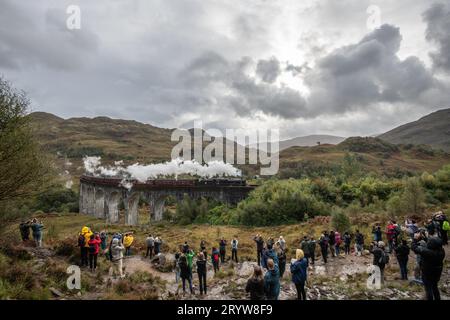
[{"xmin": 83, "ymin": 156, "xmax": 241, "ymax": 182}]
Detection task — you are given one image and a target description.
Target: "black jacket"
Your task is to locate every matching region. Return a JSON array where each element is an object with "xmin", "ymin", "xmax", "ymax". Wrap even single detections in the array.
[
  {"xmin": 370, "ymin": 246, "xmax": 386, "ymax": 269},
  {"xmin": 254, "ymin": 237, "xmax": 264, "ymax": 251},
  {"xmin": 179, "ymin": 259, "xmax": 191, "ymax": 279},
  {"xmin": 412, "ymin": 237, "xmax": 445, "ymax": 283},
  {"xmin": 395, "ymin": 244, "xmax": 410, "ymax": 263},
  {"xmin": 245, "ymin": 277, "xmax": 265, "ymax": 300},
  {"xmin": 196, "ymin": 259, "xmax": 207, "ymax": 275}
]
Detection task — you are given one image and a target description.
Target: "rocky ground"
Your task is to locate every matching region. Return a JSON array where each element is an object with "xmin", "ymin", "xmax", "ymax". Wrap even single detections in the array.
[{"xmin": 78, "ymin": 246, "xmax": 450, "ymax": 300}]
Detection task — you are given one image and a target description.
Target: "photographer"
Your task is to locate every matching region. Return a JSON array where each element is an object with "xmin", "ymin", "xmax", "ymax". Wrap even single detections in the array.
[{"xmin": 411, "ymin": 232, "xmax": 445, "ymax": 300}]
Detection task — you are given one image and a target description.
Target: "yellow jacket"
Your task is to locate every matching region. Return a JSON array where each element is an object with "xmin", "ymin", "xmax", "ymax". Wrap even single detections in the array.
[
  {"xmin": 81, "ymin": 226, "xmax": 93, "ymax": 248},
  {"xmin": 123, "ymin": 235, "xmax": 134, "ymax": 247}
]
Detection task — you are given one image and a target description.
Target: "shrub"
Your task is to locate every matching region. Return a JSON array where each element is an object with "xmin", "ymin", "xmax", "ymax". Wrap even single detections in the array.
[{"xmin": 331, "ymin": 207, "xmax": 352, "ymax": 233}]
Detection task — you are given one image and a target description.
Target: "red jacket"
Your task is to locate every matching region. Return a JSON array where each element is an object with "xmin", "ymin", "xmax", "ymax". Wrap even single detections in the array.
[
  {"xmin": 88, "ymin": 237, "xmax": 101, "ymax": 255},
  {"xmin": 386, "ymin": 224, "xmax": 395, "ymax": 241}
]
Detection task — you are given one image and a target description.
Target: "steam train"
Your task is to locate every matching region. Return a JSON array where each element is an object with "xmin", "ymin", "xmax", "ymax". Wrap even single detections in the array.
[
  {"xmin": 144, "ymin": 178, "xmax": 247, "ymax": 187},
  {"xmin": 81, "ymin": 175, "xmax": 246, "ymax": 187}
]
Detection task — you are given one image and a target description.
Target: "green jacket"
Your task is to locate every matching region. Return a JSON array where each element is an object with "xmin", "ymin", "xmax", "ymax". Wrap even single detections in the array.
[{"xmin": 186, "ymin": 251, "xmax": 195, "ymax": 269}]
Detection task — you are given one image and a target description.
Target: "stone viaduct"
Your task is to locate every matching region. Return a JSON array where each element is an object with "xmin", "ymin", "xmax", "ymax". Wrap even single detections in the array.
[{"xmin": 79, "ymin": 175, "xmax": 255, "ymax": 225}]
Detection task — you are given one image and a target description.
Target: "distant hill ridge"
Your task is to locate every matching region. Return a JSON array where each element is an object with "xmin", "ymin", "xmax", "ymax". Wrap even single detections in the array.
[{"xmin": 378, "ymin": 108, "xmax": 450, "ymax": 151}]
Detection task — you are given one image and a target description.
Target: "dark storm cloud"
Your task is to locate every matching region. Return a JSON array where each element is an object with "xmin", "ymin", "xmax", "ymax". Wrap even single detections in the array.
[
  {"xmin": 255, "ymin": 57, "xmax": 281, "ymax": 83},
  {"xmin": 304, "ymin": 24, "xmax": 441, "ymax": 117},
  {"xmin": 423, "ymin": 2, "xmax": 450, "ymax": 73}
]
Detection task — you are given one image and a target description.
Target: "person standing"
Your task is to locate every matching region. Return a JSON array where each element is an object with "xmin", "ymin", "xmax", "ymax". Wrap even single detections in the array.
[
  {"xmin": 343, "ymin": 232, "xmax": 352, "ymax": 255},
  {"xmin": 253, "ymin": 235, "xmax": 264, "ymax": 266},
  {"xmin": 329, "ymin": 231, "xmax": 336, "ymax": 258},
  {"xmin": 219, "ymin": 237, "xmax": 227, "ymax": 263},
  {"xmin": 88, "ymin": 233, "xmax": 101, "ymax": 272},
  {"xmin": 369, "ymin": 241, "xmax": 388, "ymax": 284},
  {"xmin": 245, "ymin": 265, "xmax": 265, "ymax": 300},
  {"xmin": 334, "ymin": 231, "xmax": 342, "ymax": 256},
  {"xmin": 30, "ymin": 218, "xmax": 44, "ymax": 247},
  {"xmin": 146, "ymin": 234, "xmax": 155, "ymax": 258},
  {"xmin": 123, "ymin": 233, "xmax": 134, "ymax": 256},
  {"xmin": 412, "ymin": 235, "xmax": 445, "ymax": 300},
  {"xmin": 355, "ymin": 230, "xmax": 364, "ymax": 256},
  {"xmin": 211, "ymin": 247, "xmax": 220, "ymax": 273},
  {"xmin": 300, "ymin": 236, "xmax": 310, "ymax": 262},
  {"xmin": 308, "ymin": 237, "xmax": 316, "ymax": 265},
  {"xmin": 231, "ymin": 237, "xmax": 238, "ymax": 263},
  {"xmin": 264, "ymin": 259, "xmax": 280, "ymax": 300},
  {"xmin": 290, "ymin": 249, "xmax": 309, "ymax": 300},
  {"xmin": 154, "ymin": 236, "xmax": 162, "ymax": 254},
  {"xmin": 100, "ymin": 231, "xmax": 108, "ymax": 259},
  {"xmin": 386, "ymin": 221, "xmax": 396, "ymax": 253},
  {"xmin": 174, "ymin": 251, "xmax": 181, "ymax": 284},
  {"xmin": 277, "ymin": 247, "xmax": 287, "ymax": 278},
  {"xmin": 78, "ymin": 227, "xmax": 89, "ymax": 267},
  {"xmin": 111, "ymin": 238, "xmax": 125, "ymax": 278},
  {"xmin": 319, "ymin": 233, "xmax": 329, "ymax": 263},
  {"xmin": 179, "ymin": 255, "xmax": 194, "ymax": 295},
  {"xmin": 19, "ymin": 221, "xmax": 31, "ymax": 242},
  {"xmin": 196, "ymin": 252, "xmax": 207, "ymax": 295},
  {"xmin": 394, "ymin": 240, "xmax": 410, "ymax": 280}
]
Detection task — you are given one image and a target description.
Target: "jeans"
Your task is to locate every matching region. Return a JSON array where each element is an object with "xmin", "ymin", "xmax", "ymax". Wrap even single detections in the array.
[
  {"xmin": 257, "ymin": 250, "xmax": 263, "ymax": 266},
  {"xmin": 329, "ymin": 244, "xmax": 335, "ymax": 257},
  {"xmin": 344, "ymin": 244, "xmax": 350, "ymax": 255},
  {"xmin": 220, "ymin": 250, "xmax": 226, "ymax": 263},
  {"xmin": 125, "ymin": 246, "xmax": 131, "ymax": 256},
  {"xmin": 398, "ymin": 259, "xmax": 408, "ymax": 280},
  {"xmin": 295, "ymin": 282, "xmax": 306, "ymax": 300},
  {"xmin": 198, "ymin": 272, "xmax": 207, "ymax": 294},
  {"xmin": 81, "ymin": 247, "xmax": 88, "ymax": 266},
  {"xmin": 182, "ymin": 277, "xmax": 193, "ymax": 294},
  {"xmin": 213, "ymin": 262, "xmax": 219, "ymax": 273},
  {"xmin": 321, "ymin": 249, "xmax": 328, "ymax": 263},
  {"xmin": 89, "ymin": 254, "xmax": 98, "ymax": 270},
  {"xmin": 335, "ymin": 245, "xmax": 340, "ymax": 256},
  {"xmin": 231, "ymin": 249, "xmax": 238, "ymax": 262},
  {"xmin": 146, "ymin": 246, "xmax": 154, "ymax": 258}
]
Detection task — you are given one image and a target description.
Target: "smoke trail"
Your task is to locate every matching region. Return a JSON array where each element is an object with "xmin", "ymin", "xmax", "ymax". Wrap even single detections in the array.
[{"xmin": 83, "ymin": 156, "xmax": 242, "ymax": 182}]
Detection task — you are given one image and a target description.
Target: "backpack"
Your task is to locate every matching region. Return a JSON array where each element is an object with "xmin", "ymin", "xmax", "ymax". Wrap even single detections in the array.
[
  {"xmin": 213, "ymin": 253, "xmax": 219, "ymax": 263},
  {"xmin": 379, "ymin": 250, "xmax": 389, "ymax": 265},
  {"xmin": 78, "ymin": 234, "xmax": 85, "ymax": 247},
  {"xmin": 443, "ymin": 220, "xmax": 450, "ymax": 231}
]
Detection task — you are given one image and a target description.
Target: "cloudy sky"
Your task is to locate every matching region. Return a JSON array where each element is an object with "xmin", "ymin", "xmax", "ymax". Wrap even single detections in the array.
[{"xmin": 1, "ymin": 0, "xmax": 449, "ymax": 139}]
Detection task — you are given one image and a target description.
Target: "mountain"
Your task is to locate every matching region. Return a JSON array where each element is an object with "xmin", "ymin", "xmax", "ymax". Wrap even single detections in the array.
[
  {"xmin": 249, "ymin": 134, "xmax": 345, "ymax": 151},
  {"xmin": 29, "ymin": 112, "xmax": 450, "ymax": 180},
  {"xmin": 378, "ymin": 108, "xmax": 450, "ymax": 151}
]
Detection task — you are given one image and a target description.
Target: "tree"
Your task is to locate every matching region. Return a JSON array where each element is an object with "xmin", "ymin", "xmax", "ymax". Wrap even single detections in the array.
[
  {"xmin": 0, "ymin": 77, "xmax": 53, "ymax": 210},
  {"xmin": 401, "ymin": 177, "xmax": 426, "ymax": 214}
]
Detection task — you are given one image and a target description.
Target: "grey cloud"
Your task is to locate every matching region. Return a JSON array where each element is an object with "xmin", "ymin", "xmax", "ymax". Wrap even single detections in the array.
[
  {"xmin": 304, "ymin": 24, "xmax": 443, "ymax": 117},
  {"xmin": 0, "ymin": 1, "xmax": 99, "ymax": 71},
  {"xmin": 423, "ymin": 2, "xmax": 450, "ymax": 73},
  {"xmin": 255, "ymin": 57, "xmax": 281, "ymax": 83}
]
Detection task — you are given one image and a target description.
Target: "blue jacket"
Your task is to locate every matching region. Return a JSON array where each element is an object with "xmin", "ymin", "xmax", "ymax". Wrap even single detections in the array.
[
  {"xmin": 262, "ymin": 249, "xmax": 279, "ymax": 269},
  {"xmin": 264, "ymin": 265, "xmax": 280, "ymax": 300},
  {"xmin": 290, "ymin": 258, "xmax": 308, "ymax": 284}
]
